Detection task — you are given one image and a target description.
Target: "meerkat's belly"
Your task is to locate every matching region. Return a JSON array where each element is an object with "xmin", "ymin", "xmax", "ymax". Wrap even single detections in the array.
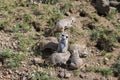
[{"xmin": 58, "ymin": 43, "xmax": 67, "ymax": 53}]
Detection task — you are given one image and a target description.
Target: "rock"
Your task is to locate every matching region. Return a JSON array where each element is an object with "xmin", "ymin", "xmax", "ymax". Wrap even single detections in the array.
[
  {"xmin": 92, "ymin": 0, "xmax": 110, "ymax": 16},
  {"xmin": 58, "ymin": 71, "xmax": 64, "ymax": 78},
  {"xmin": 8, "ymin": 69, "xmax": 13, "ymax": 74},
  {"xmin": 33, "ymin": 58, "xmax": 42, "ymax": 64},
  {"xmin": 79, "ymin": 10, "xmax": 87, "ymax": 17},
  {"xmin": 3, "ymin": 71, "xmax": 9, "ymax": 76},
  {"xmin": 64, "ymin": 72, "xmax": 71, "ymax": 78},
  {"xmin": 65, "ymin": 12, "xmax": 71, "ymax": 16},
  {"xmin": 79, "ymin": 74, "xmax": 88, "ymax": 79},
  {"xmin": 0, "ymin": 62, "xmax": 2, "ymax": 66},
  {"xmin": 58, "ymin": 71, "xmax": 71, "ymax": 78},
  {"xmin": 50, "ymin": 51, "xmax": 71, "ymax": 65},
  {"xmin": 38, "ymin": 37, "xmax": 58, "ymax": 51},
  {"xmin": 110, "ymin": 0, "xmax": 120, "ymax": 7}
]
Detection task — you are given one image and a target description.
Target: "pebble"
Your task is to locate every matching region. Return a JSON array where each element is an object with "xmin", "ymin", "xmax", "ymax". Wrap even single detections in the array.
[
  {"xmin": 8, "ymin": 69, "xmax": 13, "ymax": 74},
  {"xmin": 58, "ymin": 71, "xmax": 64, "ymax": 78},
  {"xmin": 33, "ymin": 58, "xmax": 42, "ymax": 64},
  {"xmin": 79, "ymin": 74, "xmax": 88, "ymax": 79},
  {"xmin": 64, "ymin": 72, "xmax": 71, "ymax": 78},
  {"xmin": 65, "ymin": 12, "xmax": 71, "ymax": 16}
]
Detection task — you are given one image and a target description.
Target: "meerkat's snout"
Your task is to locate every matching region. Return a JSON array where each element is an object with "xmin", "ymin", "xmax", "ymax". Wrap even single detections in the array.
[{"xmin": 61, "ymin": 34, "xmax": 68, "ymax": 40}]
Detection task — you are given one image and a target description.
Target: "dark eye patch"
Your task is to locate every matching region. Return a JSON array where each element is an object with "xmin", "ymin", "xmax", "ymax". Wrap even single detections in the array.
[
  {"xmin": 66, "ymin": 36, "xmax": 68, "ymax": 38},
  {"xmin": 62, "ymin": 34, "xmax": 64, "ymax": 36}
]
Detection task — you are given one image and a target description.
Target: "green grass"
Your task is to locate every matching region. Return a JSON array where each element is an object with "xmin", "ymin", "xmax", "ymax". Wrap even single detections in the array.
[
  {"xmin": 31, "ymin": 67, "xmax": 56, "ymax": 80},
  {"xmin": 112, "ymin": 60, "xmax": 120, "ymax": 76},
  {"xmin": 42, "ymin": 0, "xmax": 60, "ymax": 5},
  {"xmin": 18, "ymin": 38, "xmax": 32, "ymax": 52},
  {"xmin": 60, "ymin": 2, "xmax": 73, "ymax": 14},
  {"xmin": 86, "ymin": 66, "xmax": 113, "ymax": 77},
  {"xmin": 2, "ymin": 49, "xmax": 13, "ymax": 58},
  {"xmin": 7, "ymin": 53, "xmax": 27, "ymax": 69},
  {"xmin": 73, "ymin": 70, "xmax": 80, "ymax": 76},
  {"xmin": 106, "ymin": 9, "xmax": 118, "ymax": 20},
  {"xmin": 2, "ymin": 49, "xmax": 28, "ymax": 69},
  {"xmin": 91, "ymin": 27, "xmax": 119, "ymax": 52},
  {"xmin": 70, "ymin": 26, "xmax": 83, "ymax": 36},
  {"xmin": 0, "ymin": 21, "xmax": 9, "ymax": 30},
  {"xmin": 12, "ymin": 21, "xmax": 31, "ymax": 32},
  {"xmin": 7, "ymin": 53, "xmax": 28, "ymax": 69}
]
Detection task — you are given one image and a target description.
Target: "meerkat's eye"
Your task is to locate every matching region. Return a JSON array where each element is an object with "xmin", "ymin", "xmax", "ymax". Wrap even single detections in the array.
[
  {"xmin": 66, "ymin": 36, "xmax": 68, "ymax": 38},
  {"xmin": 62, "ymin": 34, "xmax": 64, "ymax": 36}
]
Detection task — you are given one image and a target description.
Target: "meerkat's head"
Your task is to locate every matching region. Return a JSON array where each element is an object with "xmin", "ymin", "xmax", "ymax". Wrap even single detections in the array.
[
  {"xmin": 59, "ymin": 33, "xmax": 68, "ymax": 42},
  {"xmin": 70, "ymin": 17, "xmax": 76, "ymax": 23},
  {"xmin": 79, "ymin": 48, "xmax": 88, "ymax": 58}
]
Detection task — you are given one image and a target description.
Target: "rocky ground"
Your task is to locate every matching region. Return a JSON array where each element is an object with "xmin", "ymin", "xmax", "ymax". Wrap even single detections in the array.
[{"xmin": 0, "ymin": 0, "xmax": 120, "ymax": 80}]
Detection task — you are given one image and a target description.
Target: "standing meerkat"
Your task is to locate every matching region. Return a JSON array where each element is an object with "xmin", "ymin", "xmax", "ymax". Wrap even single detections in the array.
[{"xmin": 57, "ymin": 33, "xmax": 69, "ymax": 53}]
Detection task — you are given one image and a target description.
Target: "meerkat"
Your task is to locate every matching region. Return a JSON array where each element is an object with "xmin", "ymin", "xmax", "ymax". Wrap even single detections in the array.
[
  {"xmin": 69, "ymin": 49, "xmax": 83, "ymax": 69},
  {"xmin": 69, "ymin": 44, "xmax": 88, "ymax": 58},
  {"xmin": 50, "ymin": 17, "xmax": 76, "ymax": 35},
  {"xmin": 57, "ymin": 33, "xmax": 68, "ymax": 53},
  {"xmin": 92, "ymin": 0, "xmax": 110, "ymax": 15},
  {"xmin": 50, "ymin": 51, "xmax": 70, "ymax": 65}
]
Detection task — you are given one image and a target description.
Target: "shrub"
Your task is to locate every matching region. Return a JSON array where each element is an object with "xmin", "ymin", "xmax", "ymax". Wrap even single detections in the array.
[
  {"xmin": 91, "ymin": 28, "xmax": 118, "ymax": 52},
  {"xmin": 31, "ymin": 68, "xmax": 56, "ymax": 80},
  {"xmin": 0, "ymin": 22, "xmax": 8, "ymax": 30},
  {"xmin": 112, "ymin": 61, "xmax": 120, "ymax": 76},
  {"xmin": 60, "ymin": 2, "xmax": 73, "ymax": 14},
  {"xmin": 2, "ymin": 49, "xmax": 13, "ymax": 58},
  {"xmin": 86, "ymin": 66, "xmax": 112, "ymax": 77}
]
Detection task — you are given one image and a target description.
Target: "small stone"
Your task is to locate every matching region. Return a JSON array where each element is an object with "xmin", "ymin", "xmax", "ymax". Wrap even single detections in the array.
[
  {"xmin": 93, "ymin": 77, "xmax": 99, "ymax": 80},
  {"xmin": 6, "ymin": 75, "xmax": 11, "ymax": 78},
  {"xmin": 8, "ymin": 69, "xmax": 12, "ymax": 74},
  {"xmin": 65, "ymin": 12, "xmax": 71, "ymax": 16},
  {"xmin": 104, "ymin": 57, "xmax": 109, "ymax": 61},
  {"xmin": 79, "ymin": 74, "xmax": 88, "ymax": 79},
  {"xmin": 58, "ymin": 71, "xmax": 64, "ymax": 78},
  {"xmin": 22, "ymin": 76, "xmax": 27, "ymax": 80},
  {"xmin": 33, "ymin": 58, "xmax": 42, "ymax": 64},
  {"xmin": 64, "ymin": 72, "xmax": 71, "ymax": 78},
  {"xmin": 3, "ymin": 71, "xmax": 9, "ymax": 76},
  {"xmin": 0, "ymin": 62, "xmax": 2, "ymax": 66}
]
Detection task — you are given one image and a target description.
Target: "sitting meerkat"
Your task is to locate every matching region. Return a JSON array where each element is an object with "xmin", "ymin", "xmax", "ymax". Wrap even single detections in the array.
[
  {"xmin": 57, "ymin": 33, "xmax": 68, "ymax": 53},
  {"xmin": 69, "ymin": 49, "xmax": 83, "ymax": 69},
  {"xmin": 69, "ymin": 44, "xmax": 88, "ymax": 58},
  {"xmin": 50, "ymin": 51, "xmax": 70, "ymax": 65}
]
